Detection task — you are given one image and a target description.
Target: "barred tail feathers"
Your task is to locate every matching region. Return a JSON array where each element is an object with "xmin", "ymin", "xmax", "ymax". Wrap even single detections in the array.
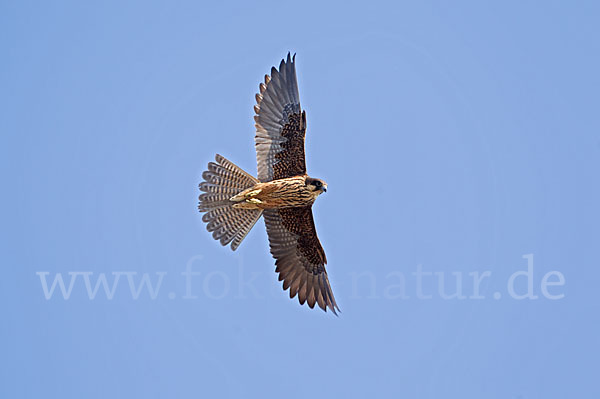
[{"xmin": 198, "ymin": 154, "xmax": 262, "ymax": 250}]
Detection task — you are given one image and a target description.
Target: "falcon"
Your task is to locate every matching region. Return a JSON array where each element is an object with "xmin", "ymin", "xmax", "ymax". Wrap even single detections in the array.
[{"xmin": 197, "ymin": 53, "xmax": 339, "ymax": 315}]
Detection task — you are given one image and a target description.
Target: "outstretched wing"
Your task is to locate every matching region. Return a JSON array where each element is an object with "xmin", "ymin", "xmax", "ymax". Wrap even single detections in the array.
[
  {"xmin": 263, "ymin": 206, "xmax": 340, "ymax": 314},
  {"xmin": 254, "ymin": 53, "xmax": 307, "ymax": 182}
]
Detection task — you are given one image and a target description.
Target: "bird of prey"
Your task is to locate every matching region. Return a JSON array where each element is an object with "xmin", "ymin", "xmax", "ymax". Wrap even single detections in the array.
[{"xmin": 197, "ymin": 53, "xmax": 339, "ymax": 314}]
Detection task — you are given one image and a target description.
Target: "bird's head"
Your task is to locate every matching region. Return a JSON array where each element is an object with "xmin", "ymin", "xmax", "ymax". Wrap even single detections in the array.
[{"xmin": 305, "ymin": 177, "xmax": 328, "ymax": 197}]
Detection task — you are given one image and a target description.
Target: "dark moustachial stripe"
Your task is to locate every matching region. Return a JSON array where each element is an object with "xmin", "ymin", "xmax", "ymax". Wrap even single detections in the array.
[{"xmin": 253, "ymin": 54, "xmax": 339, "ymax": 314}]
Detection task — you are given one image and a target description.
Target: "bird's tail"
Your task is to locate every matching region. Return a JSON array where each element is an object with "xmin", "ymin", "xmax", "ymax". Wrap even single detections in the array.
[{"xmin": 198, "ymin": 154, "xmax": 263, "ymax": 250}]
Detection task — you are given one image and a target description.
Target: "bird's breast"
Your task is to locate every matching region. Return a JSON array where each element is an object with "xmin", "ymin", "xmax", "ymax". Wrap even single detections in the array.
[{"xmin": 254, "ymin": 177, "xmax": 314, "ymax": 209}]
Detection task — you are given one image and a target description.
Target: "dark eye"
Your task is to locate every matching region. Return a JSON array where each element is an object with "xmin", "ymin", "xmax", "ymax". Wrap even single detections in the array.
[{"xmin": 315, "ymin": 181, "xmax": 322, "ymax": 188}]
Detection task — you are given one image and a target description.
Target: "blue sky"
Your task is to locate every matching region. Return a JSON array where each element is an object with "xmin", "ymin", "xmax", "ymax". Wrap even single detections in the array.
[{"xmin": 2, "ymin": 1, "xmax": 599, "ymax": 398}]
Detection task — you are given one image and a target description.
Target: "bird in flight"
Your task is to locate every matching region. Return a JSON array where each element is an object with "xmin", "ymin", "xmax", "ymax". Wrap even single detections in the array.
[{"xmin": 198, "ymin": 53, "xmax": 339, "ymax": 315}]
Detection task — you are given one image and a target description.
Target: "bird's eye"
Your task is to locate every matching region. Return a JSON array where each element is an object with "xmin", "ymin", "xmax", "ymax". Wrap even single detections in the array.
[{"xmin": 315, "ymin": 181, "xmax": 322, "ymax": 187}]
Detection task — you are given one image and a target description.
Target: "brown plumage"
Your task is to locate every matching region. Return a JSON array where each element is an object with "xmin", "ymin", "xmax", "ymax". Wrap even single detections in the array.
[{"xmin": 198, "ymin": 53, "xmax": 339, "ymax": 315}]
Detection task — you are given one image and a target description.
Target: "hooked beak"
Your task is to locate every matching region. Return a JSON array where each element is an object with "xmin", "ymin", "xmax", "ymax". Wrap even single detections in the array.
[{"xmin": 322, "ymin": 185, "xmax": 327, "ymax": 193}]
